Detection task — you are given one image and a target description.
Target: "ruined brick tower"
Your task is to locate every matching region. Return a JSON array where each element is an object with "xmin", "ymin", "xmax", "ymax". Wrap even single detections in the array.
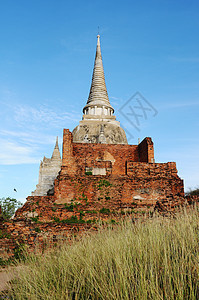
[{"xmin": 30, "ymin": 35, "xmax": 184, "ymax": 213}]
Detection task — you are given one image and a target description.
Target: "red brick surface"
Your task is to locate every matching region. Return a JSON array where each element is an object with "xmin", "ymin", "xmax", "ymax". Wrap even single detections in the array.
[{"xmin": 62, "ymin": 130, "xmax": 154, "ymax": 176}]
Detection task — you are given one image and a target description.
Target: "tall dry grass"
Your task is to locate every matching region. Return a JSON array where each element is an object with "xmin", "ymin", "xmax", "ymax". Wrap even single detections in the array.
[{"xmin": 7, "ymin": 207, "xmax": 199, "ymax": 299}]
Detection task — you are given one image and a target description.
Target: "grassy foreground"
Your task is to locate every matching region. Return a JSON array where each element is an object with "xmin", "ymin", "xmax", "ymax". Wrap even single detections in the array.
[{"xmin": 6, "ymin": 208, "xmax": 199, "ymax": 300}]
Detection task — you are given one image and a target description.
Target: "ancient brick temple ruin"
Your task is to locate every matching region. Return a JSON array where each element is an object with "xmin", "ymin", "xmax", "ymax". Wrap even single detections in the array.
[
  {"xmin": 0, "ymin": 35, "xmax": 185, "ymax": 259},
  {"xmin": 28, "ymin": 34, "xmax": 184, "ymax": 205}
]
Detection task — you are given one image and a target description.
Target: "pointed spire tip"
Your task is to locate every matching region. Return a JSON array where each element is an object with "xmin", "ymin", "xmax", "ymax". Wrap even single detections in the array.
[{"xmin": 55, "ymin": 136, "xmax": 59, "ymax": 147}]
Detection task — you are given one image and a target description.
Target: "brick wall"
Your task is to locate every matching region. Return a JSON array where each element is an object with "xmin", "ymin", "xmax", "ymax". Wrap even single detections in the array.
[
  {"xmin": 61, "ymin": 129, "xmax": 155, "ymax": 177},
  {"xmin": 138, "ymin": 137, "xmax": 154, "ymax": 163}
]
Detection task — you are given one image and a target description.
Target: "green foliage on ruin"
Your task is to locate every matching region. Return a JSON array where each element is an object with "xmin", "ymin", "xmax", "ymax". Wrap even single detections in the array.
[
  {"xmin": 30, "ymin": 216, "xmax": 39, "ymax": 223},
  {"xmin": 34, "ymin": 227, "xmax": 41, "ymax": 233},
  {"xmin": 64, "ymin": 203, "xmax": 74, "ymax": 211},
  {"xmin": 86, "ymin": 219, "xmax": 96, "ymax": 224},
  {"xmin": 52, "ymin": 215, "xmax": 86, "ymax": 224},
  {"xmin": 61, "ymin": 215, "xmax": 85, "ymax": 224},
  {"xmin": 85, "ymin": 171, "xmax": 92, "ymax": 175},
  {"xmin": 85, "ymin": 210, "xmax": 97, "ymax": 214},
  {"xmin": 0, "ymin": 229, "xmax": 11, "ymax": 239},
  {"xmin": 97, "ymin": 179, "xmax": 112, "ymax": 189},
  {"xmin": 99, "ymin": 207, "xmax": 110, "ymax": 214}
]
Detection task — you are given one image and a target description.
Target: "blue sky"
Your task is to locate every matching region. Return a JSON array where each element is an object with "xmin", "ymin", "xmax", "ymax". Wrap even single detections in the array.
[{"xmin": 0, "ymin": 0, "xmax": 199, "ymax": 202}]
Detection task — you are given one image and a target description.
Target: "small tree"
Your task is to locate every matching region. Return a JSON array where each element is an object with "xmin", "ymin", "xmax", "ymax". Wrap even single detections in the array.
[
  {"xmin": 185, "ymin": 187, "xmax": 199, "ymax": 197},
  {"xmin": 0, "ymin": 197, "xmax": 23, "ymax": 219}
]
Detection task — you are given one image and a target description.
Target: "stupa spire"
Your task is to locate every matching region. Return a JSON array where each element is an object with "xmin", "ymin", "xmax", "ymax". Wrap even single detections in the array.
[
  {"xmin": 72, "ymin": 35, "xmax": 128, "ymax": 145},
  {"xmin": 83, "ymin": 35, "xmax": 114, "ymax": 116},
  {"xmin": 51, "ymin": 136, "xmax": 61, "ymax": 160}
]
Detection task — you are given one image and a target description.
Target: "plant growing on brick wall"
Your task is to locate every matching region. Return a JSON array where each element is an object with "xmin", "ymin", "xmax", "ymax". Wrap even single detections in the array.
[
  {"xmin": 79, "ymin": 193, "xmax": 88, "ymax": 204},
  {"xmin": 74, "ymin": 202, "xmax": 81, "ymax": 208},
  {"xmin": 85, "ymin": 171, "xmax": 92, "ymax": 175},
  {"xmin": 53, "ymin": 217, "xmax": 60, "ymax": 223},
  {"xmin": 100, "ymin": 208, "xmax": 110, "ymax": 214},
  {"xmin": 79, "ymin": 211, "xmax": 85, "ymax": 218},
  {"xmin": 85, "ymin": 210, "xmax": 98, "ymax": 214},
  {"xmin": 0, "ymin": 229, "xmax": 11, "ymax": 239},
  {"xmin": 31, "ymin": 216, "xmax": 39, "ymax": 223},
  {"xmin": 98, "ymin": 179, "xmax": 112, "ymax": 189},
  {"xmin": 64, "ymin": 203, "xmax": 74, "ymax": 211},
  {"xmin": 86, "ymin": 219, "xmax": 96, "ymax": 224}
]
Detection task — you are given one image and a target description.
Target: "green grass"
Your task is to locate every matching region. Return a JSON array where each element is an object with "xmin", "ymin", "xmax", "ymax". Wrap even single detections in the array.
[{"xmin": 5, "ymin": 207, "xmax": 199, "ymax": 299}]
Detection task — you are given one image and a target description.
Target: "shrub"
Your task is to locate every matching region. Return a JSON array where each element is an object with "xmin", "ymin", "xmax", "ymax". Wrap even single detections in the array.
[
  {"xmin": 0, "ymin": 197, "xmax": 23, "ymax": 219},
  {"xmin": 186, "ymin": 187, "xmax": 199, "ymax": 196}
]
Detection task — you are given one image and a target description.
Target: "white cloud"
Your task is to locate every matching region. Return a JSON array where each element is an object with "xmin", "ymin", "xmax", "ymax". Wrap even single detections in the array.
[
  {"xmin": 158, "ymin": 101, "xmax": 199, "ymax": 110},
  {"xmin": 169, "ymin": 56, "xmax": 199, "ymax": 63},
  {"xmin": 14, "ymin": 104, "xmax": 80, "ymax": 128},
  {"xmin": 0, "ymin": 139, "xmax": 39, "ymax": 165},
  {"xmin": 0, "ymin": 130, "xmax": 61, "ymax": 146},
  {"xmin": 109, "ymin": 96, "xmax": 124, "ymax": 107},
  {"xmin": 0, "ymin": 102, "xmax": 70, "ymax": 165}
]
